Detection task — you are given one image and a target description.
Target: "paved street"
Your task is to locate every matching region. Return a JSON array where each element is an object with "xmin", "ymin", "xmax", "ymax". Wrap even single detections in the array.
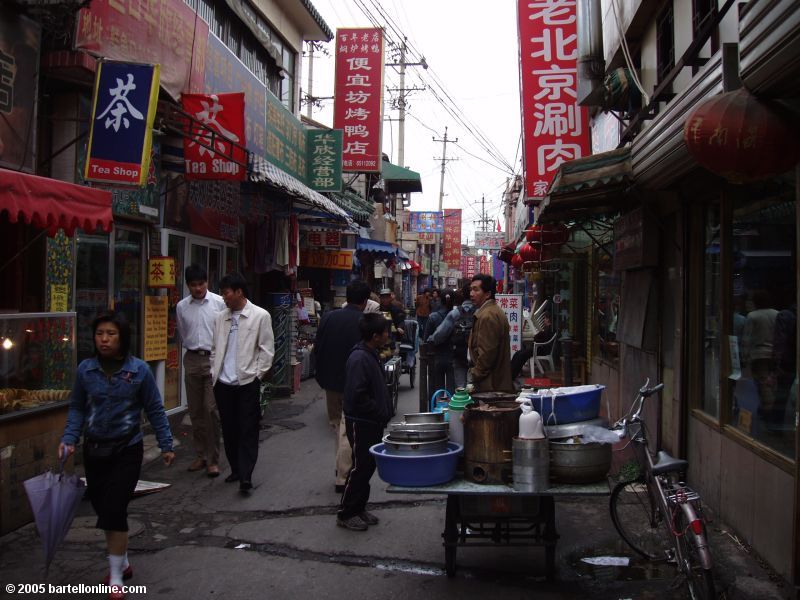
[{"xmin": 0, "ymin": 375, "xmax": 793, "ymax": 599}]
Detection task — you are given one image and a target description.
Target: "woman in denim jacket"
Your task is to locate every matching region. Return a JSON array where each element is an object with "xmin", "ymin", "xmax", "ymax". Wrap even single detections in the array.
[{"xmin": 59, "ymin": 312, "xmax": 174, "ymax": 599}]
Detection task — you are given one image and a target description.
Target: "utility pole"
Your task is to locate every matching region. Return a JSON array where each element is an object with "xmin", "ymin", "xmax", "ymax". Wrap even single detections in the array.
[
  {"xmin": 386, "ymin": 38, "xmax": 427, "ymax": 166},
  {"xmin": 433, "ymin": 126, "xmax": 457, "ymax": 288},
  {"xmin": 305, "ymin": 41, "xmax": 315, "ymax": 119}
]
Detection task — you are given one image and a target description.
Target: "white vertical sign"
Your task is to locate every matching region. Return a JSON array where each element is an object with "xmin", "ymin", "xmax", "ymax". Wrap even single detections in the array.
[{"xmin": 496, "ymin": 293, "xmax": 523, "ymax": 354}]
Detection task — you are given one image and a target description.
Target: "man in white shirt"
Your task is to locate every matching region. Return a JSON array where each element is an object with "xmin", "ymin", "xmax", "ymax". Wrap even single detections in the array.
[
  {"xmin": 176, "ymin": 265, "xmax": 226, "ymax": 477},
  {"xmin": 211, "ymin": 272, "xmax": 275, "ymax": 492}
]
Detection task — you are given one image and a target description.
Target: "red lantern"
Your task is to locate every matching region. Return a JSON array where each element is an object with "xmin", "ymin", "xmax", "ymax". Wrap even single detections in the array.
[
  {"xmin": 519, "ymin": 242, "xmax": 541, "ymax": 262},
  {"xmin": 511, "ymin": 253, "xmax": 524, "ymax": 269},
  {"xmin": 683, "ymin": 88, "xmax": 800, "ymax": 183},
  {"xmin": 526, "ymin": 224, "xmax": 568, "ymax": 244}
]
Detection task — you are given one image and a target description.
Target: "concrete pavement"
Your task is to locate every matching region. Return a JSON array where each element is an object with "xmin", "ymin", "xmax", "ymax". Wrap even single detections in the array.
[{"xmin": 0, "ymin": 375, "xmax": 793, "ymax": 599}]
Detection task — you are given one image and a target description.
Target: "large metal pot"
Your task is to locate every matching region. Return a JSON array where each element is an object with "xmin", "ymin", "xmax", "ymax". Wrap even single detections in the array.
[
  {"xmin": 404, "ymin": 412, "xmax": 445, "ymax": 424},
  {"xmin": 463, "ymin": 401, "xmax": 521, "ymax": 484},
  {"xmin": 470, "ymin": 391, "xmax": 518, "ymax": 405},
  {"xmin": 386, "ymin": 426, "xmax": 448, "ymax": 442},
  {"xmin": 549, "ymin": 438, "xmax": 612, "ymax": 483},
  {"xmin": 381, "ymin": 434, "xmax": 449, "ymax": 455}
]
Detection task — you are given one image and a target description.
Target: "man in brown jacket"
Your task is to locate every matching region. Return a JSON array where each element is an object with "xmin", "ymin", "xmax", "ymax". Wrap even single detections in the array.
[{"xmin": 468, "ymin": 274, "xmax": 514, "ymax": 392}]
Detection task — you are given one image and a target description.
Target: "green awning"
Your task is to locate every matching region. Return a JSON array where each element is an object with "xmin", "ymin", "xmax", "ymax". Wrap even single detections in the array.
[
  {"xmin": 381, "ymin": 161, "xmax": 423, "ymax": 194},
  {"xmin": 327, "ymin": 190, "xmax": 375, "ymax": 222},
  {"xmin": 538, "ymin": 148, "xmax": 633, "ymax": 223}
]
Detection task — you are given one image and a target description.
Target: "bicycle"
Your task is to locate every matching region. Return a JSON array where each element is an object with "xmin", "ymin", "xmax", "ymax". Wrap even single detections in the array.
[{"xmin": 609, "ymin": 381, "xmax": 716, "ymax": 600}]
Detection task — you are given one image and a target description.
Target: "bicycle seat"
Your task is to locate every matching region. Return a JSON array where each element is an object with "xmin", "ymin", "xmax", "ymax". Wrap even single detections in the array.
[{"xmin": 651, "ymin": 450, "xmax": 689, "ymax": 476}]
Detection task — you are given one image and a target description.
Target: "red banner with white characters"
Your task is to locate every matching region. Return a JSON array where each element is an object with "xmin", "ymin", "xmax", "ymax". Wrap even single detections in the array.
[
  {"xmin": 517, "ymin": 0, "xmax": 591, "ymax": 201},
  {"xmin": 333, "ymin": 28, "xmax": 384, "ymax": 172},
  {"xmin": 460, "ymin": 255, "xmax": 477, "ymax": 279},
  {"xmin": 478, "ymin": 255, "xmax": 491, "ymax": 275},
  {"xmin": 442, "ymin": 208, "xmax": 462, "ymax": 268},
  {"xmin": 182, "ymin": 92, "xmax": 246, "ymax": 181}
]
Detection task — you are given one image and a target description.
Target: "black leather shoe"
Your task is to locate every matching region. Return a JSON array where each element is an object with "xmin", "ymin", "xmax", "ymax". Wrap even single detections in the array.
[
  {"xmin": 224, "ymin": 473, "xmax": 239, "ymax": 483},
  {"xmin": 239, "ymin": 480, "xmax": 253, "ymax": 491}
]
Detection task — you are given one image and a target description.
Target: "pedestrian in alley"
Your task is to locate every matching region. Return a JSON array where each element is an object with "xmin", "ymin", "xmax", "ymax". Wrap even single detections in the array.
[
  {"xmin": 425, "ymin": 289, "xmax": 456, "ymax": 395},
  {"xmin": 59, "ymin": 311, "xmax": 174, "ymax": 600},
  {"xmin": 176, "ymin": 264, "xmax": 225, "ymax": 478},
  {"xmin": 510, "ymin": 312, "xmax": 555, "ymax": 381},
  {"xmin": 337, "ymin": 313, "xmax": 392, "ymax": 531},
  {"xmin": 211, "ymin": 272, "xmax": 274, "ymax": 493},
  {"xmin": 414, "ymin": 287, "xmax": 432, "ymax": 339},
  {"xmin": 313, "ymin": 279, "xmax": 372, "ymax": 493},
  {"xmin": 378, "ymin": 288, "xmax": 406, "ymax": 340},
  {"xmin": 468, "ymin": 274, "xmax": 514, "ymax": 393},
  {"xmin": 429, "ymin": 283, "xmax": 475, "ymax": 390}
]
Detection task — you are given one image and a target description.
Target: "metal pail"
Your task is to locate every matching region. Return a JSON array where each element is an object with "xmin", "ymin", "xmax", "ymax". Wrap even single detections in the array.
[{"xmin": 512, "ymin": 437, "xmax": 550, "ymax": 492}]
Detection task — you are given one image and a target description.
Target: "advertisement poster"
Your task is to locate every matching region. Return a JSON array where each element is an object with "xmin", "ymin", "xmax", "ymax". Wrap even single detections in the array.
[
  {"xmin": 410, "ymin": 211, "xmax": 444, "ymax": 233},
  {"xmin": 182, "ymin": 92, "xmax": 246, "ymax": 181},
  {"xmin": 85, "ymin": 61, "xmax": 160, "ymax": 186},
  {"xmin": 143, "ymin": 295, "xmax": 168, "ymax": 361},
  {"xmin": 164, "ymin": 171, "xmax": 239, "ymax": 242},
  {"xmin": 474, "ymin": 231, "xmax": 505, "ymax": 250},
  {"xmin": 517, "ymin": 0, "xmax": 591, "ymax": 200},
  {"xmin": 333, "ymin": 28, "xmax": 384, "ymax": 172},
  {"xmin": 496, "ymin": 293, "xmax": 523, "ymax": 354}
]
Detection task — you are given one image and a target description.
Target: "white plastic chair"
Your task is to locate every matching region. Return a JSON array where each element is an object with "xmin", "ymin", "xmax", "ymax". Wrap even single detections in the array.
[{"xmin": 528, "ymin": 332, "xmax": 558, "ymax": 376}]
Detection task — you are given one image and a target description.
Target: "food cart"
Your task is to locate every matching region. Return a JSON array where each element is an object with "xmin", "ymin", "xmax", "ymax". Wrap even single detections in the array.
[{"xmin": 386, "ymin": 478, "xmax": 609, "ymax": 579}]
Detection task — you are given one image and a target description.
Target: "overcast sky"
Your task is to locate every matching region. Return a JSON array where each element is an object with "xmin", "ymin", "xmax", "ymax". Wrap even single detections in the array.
[{"xmin": 301, "ymin": 0, "xmax": 522, "ymax": 245}]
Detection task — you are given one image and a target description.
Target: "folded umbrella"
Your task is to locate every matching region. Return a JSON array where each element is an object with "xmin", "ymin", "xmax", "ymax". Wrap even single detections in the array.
[{"xmin": 23, "ymin": 458, "xmax": 86, "ymax": 575}]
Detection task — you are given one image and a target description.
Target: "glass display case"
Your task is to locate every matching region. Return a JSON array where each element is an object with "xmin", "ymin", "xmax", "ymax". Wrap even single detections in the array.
[{"xmin": 0, "ymin": 312, "xmax": 76, "ymax": 418}]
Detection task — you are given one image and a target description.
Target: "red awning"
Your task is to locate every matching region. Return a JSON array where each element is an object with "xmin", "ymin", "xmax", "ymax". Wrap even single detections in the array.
[
  {"xmin": 0, "ymin": 168, "xmax": 113, "ymax": 236},
  {"xmin": 408, "ymin": 260, "xmax": 422, "ymax": 271}
]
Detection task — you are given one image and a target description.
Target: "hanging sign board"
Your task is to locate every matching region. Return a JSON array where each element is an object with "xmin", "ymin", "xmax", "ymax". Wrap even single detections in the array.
[
  {"xmin": 147, "ymin": 257, "xmax": 176, "ymax": 288},
  {"xmin": 182, "ymin": 92, "xmax": 246, "ymax": 181},
  {"xmin": 299, "ymin": 249, "xmax": 354, "ymax": 270},
  {"xmin": 496, "ymin": 293, "xmax": 524, "ymax": 354},
  {"xmin": 85, "ymin": 60, "xmax": 160, "ymax": 186},
  {"xmin": 307, "ymin": 129, "xmax": 343, "ymax": 191},
  {"xmin": 143, "ymin": 295, "xmax": 168, "ymax": 361}
]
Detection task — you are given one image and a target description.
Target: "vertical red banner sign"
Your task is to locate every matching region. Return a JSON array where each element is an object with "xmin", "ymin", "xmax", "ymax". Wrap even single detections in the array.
[
  {"xmin": 460, "ymin": 255, "xmax": 477, "ymax": 278},
  {"xmin": 333, "ymin": 28, "xmax": 384, "ymax": 172},
  {"xmin": 478, "ymin": 255, "xmax": 491, "ymax": 275},
  {"xmin": 517, "ymin": 0, "xmax": 591, "ymax": 201},
  {"xmin": 182, "ymin": 92, "xmax": 246, "ymax": 181},
  {"xmin": 442, "ymin": 208, "xmax": 462, "ymax": 268}
]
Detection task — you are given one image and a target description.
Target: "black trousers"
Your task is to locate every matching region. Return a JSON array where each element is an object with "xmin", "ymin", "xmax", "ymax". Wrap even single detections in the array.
[
  {"xmin": 214, "ymin": 379, "xmax": 261, "ymax": 482},
  {"xmin": 338, "ymin": 418, "xmax": 383, "ymax": 520},
  {"xmin": 83, "ymin": 441, "xmax": 143, "ymax": 532},
  {"xmin": 511, "ymin": 345, "xmax": 535, "ymax": 379}
]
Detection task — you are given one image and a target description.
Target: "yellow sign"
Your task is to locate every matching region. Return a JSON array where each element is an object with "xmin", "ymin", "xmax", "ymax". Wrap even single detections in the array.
[
  {"xmin": 143, "ymin": 296, "xmax": 168, "ymax": 361},
  {"xmin": 148, "ymin": 257, "xmax": 176, "ymax": 288},
  {"xmin": 50, "ymin": 284, "xmax": 69, "ymax": 312},
  {"xmin": 299, "ymin": 249, "xmax": 354, "ymax": 271}
]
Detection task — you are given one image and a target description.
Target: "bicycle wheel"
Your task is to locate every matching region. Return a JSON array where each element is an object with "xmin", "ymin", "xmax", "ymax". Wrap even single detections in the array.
[
  {"xmin": 674, "ymin": 507, "xmax": 716, "ymax": 600},
  {"xmin": 610, "ymin": 478, "xmax": 673, "ymax": 560}
]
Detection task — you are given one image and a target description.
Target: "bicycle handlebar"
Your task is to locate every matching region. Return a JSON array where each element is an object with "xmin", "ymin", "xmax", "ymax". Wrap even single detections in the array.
[{"xmin": 614, "ymin": 380, "xmax": 664, "ymax": 432}]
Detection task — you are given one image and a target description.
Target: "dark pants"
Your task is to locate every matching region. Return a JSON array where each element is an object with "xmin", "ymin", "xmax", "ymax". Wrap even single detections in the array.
[
  {"xmin": 511, "ymin": 345, "xmax": 535, "ymax": 379},
  {"xmin": 431, "ymin": 354, "xmax": 455, "ymax": 395},
  {"xmin": 416, "ymin": 316, "xmax": 429, "ymax": 340},
  {"xmin": 214, "ymin": 379, "xmax": 261, "ymax": 482},
  {"xmin": 338, "ymin": 418, "xmax": 383, "ymax": 520},
  {"xmin": 84, "ymin": 441, "xmax": 143, "ymax": 532}
]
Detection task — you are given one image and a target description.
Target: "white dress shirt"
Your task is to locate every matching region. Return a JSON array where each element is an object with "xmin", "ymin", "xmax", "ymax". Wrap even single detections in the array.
[{"xmin": 176, "ymin": 290, "xmax": 226, "ymax": 351}]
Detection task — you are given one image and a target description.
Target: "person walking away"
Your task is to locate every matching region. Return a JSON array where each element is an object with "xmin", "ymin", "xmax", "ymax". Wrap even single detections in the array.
[
  {"xmin": 59, "ymin": 312, "xmax": 174, "ymax": 600},
  {"xmin": 425, "ymin": 289, "xmax": 456, "ymax": 395},
  {"xmin": 468, "ymin": 274, "xmax": 514, "ymax": 393},
  {"xmin": 433, "ymin": 284, "xmax": 474, "ymax": 390},
  {"xmin": 510, "ymin": 312, "xmax": 555, "ymax": 381},
  {"xmin": 211, "ymin": 272, "xmax": 274, "ymax": 492},
  {"xmin": 337, "ymin": 313, "xmax": 392, "ymax": 531},
  {"xmin": 313, "ymin": 279, "xmax": 371, "ymax": 493},
  {"xmin": 176, "ymin": 264, "xmax": 225, "ymax": 477},
  {"xmin": 415, "ymin": 288, "xmax": 432, "ymax": 341}
]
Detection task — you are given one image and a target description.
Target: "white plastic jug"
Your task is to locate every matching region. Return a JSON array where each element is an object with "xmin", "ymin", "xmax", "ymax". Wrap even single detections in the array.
[{"xmin": 519, "ymin": 401, "xmax": 545, "ymax": 439}]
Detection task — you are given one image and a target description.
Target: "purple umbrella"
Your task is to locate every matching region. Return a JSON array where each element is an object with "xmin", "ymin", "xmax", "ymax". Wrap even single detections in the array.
[{"xmin": 23, "ymin": 459, "xmax": 86, "ymax": 574}]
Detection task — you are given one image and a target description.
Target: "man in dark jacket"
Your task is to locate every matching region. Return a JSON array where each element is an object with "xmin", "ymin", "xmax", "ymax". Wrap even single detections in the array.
[
  {"xmin": 313, "ymin": 279, "xmax": 371, "ymax": 492},
  {"xmin": 337, "ymin": 313, "xmax": 391, "ymax": 531}
]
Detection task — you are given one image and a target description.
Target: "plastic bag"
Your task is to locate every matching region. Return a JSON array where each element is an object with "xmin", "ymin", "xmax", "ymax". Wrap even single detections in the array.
[{"xmin": 578, "ymin": 425, "xmax": 622, "ymax": 445}]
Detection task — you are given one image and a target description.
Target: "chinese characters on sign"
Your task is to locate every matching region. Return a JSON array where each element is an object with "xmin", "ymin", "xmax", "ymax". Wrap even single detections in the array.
[
  {"xmin": 299, "ymin": 249, "xmax": 354, "ymax": 270},
  {"xmin": 75, "ymin": 0, "xmax": 207, "ymax": 100},
  {"xmin": 460, "ymin": 255, "xmax": 477, "ymax": 279},
  {"xmin": 85, "ymin": 61, "xmax": 159, "ymax": 185},
  {"xmin": 418, "ymin": 232, "xmax": 436, "ymax": 243},
  {"xmin": 0, "ymin": 9, "xmax": 40, "ymax": 173},
  {"xmin": 410, "ymin": 211, "xmax": 444, "ymax": 233},
  {"xmin": 147, "ymin": 257, "xmax": 176, "ymax": 288},
  {"xmin": 478, "ymin": 254, "xmax": 491, "ymax": 275},
  {"xmin": 496, "ymin": 293, "xmax": 523, "ymax": 354},
  {"xmin": 306, "ymin": 230, "xmax": 342, "ymax": 248},
  {"xmin": 143, "ymin": 295, "xmax": 168, "ymax": 361},
  {"xmin": 474, "ymin": 231, "xmax": 505, "ymax": 250},
  {"xmin": 442, "ymin": 208, "xmax": 462, "ymax": 268},
  {"xmin": 517, "ymin": 0, "xmax": 590, "ymax": 200},
  {"xmin": 307, "ymin": 130, "xmax": 343, "ymax": 192},
  {"xmin": 333, "ymin": 28, "xmax": 384, "ymax": 172},
  {"xmin": 182, "ymin": 92, "xmax": 246, "ymax": 181}
]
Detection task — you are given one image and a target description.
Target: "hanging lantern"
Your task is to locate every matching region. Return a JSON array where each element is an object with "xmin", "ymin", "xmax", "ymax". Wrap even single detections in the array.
[
  {"xmin": 511, "ymin": 253, "xmax": 524, "ymax": 269},
  {"xmin": 683, "ymin": 88, "xmax": 800, "ymax": 183},
  {"xmin": 497, "ymin": 241, "xmax": 515, "ymax": 264},
  {"xmin": 525, "ymin": 224, "xmax": 568, "ymax": 244},
  {"xmin": 519, "ymin": 242, "xmax": 541, "ymax": 262}
]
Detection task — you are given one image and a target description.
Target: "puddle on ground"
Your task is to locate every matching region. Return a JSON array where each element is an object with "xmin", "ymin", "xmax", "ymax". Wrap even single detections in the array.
[{"xmin": 567, "ymin": 540, "xmax": 676, "ymax": 583}]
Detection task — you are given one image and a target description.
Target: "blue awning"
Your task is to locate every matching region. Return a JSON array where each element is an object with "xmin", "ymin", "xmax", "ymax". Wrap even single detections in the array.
[{"xmin": 357, "ymin": 237, "xmax": 397, "ymax": 258}]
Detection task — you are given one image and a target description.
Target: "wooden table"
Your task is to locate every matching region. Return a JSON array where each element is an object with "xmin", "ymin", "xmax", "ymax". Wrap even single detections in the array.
[{"xmin": 387, "ymin": 478, "xmax": 610, "ymax": 579}]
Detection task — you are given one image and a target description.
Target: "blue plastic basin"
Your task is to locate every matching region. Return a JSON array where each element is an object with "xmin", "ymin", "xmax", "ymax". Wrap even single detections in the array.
[
  {"xmin": 370, "ymin": 442, "xmax": 462, "ymax": 487},
  {"xmin": 529, "ymin": 385, "xmax": 605, "ymax": 424}
]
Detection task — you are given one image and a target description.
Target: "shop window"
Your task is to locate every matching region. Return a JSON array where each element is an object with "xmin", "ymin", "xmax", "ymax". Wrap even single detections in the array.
[
  {"xmin": 0, "ymin": 220, "xmax": 45, "ymax": 313},
  {"xmin": 728, "ymin": 175, "xmax": 796, "ymax": 459},
  {"xmin": 113, "ymin": 229, "xmax": 144, "ymax": 358},
  {"xmin": 75, "ymin": 229, "xmax": 110, "ymax": 363},
  {"xmin": 595, "ymin": 242, "xmax": 620, "ymax": 364},
  {"xmin": 702, "ymin": 204, "xmax": 722, "ymax": 418}
]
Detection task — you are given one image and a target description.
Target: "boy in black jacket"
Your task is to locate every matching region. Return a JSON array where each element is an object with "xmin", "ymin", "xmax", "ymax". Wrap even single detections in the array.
[{"xmin": 337, "ymin": 313, "xmax": 391, "ymax": 531}]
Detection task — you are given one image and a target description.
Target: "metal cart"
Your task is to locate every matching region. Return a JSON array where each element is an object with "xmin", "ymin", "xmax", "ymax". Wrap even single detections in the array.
[{"xmin": 387, "ymin": 477, "xmax": 609, "ymax": 579}]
